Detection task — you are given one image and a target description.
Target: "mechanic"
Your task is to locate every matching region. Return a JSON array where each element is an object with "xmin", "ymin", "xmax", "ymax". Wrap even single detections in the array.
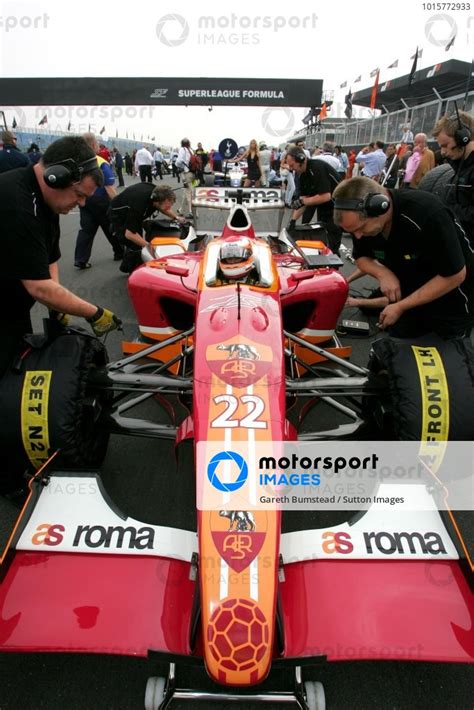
[
  {"xmin": 432, "ymin": 110, "xmax": 474, "ymax": 240},
  {"xmin": 333, "ymin": 176, "xmax": 474, "ymax": 339},
  {"xmin": 0, "ymin": 136, "xmax": 121, "ymax": 376},
  {"xmin": 109, "ymin": 182, "xmax": 185, "ymax": 273},
  {"xmin": 286, "ymin": 145, "xmax": 343, "ymax": 254}
]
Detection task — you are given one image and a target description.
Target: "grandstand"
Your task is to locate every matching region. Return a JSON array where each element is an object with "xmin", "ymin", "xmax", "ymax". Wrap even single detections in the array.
[
  {"xmin": 289, "ymin": 59, "xmax": 473, "ymax": 149},
  {"xmin": 0, "ymin": 117, "xmax": 168, "ymax": 155}
]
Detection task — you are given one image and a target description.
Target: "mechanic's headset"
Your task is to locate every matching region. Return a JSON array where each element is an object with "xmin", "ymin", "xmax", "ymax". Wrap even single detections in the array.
[
  {"xmin": 450, "ymin": 102, "xmax": 471, "ymax": 148},
  {"xmin": 43, "ymin": 157, "xmax": 98, "ymax": 190},
  {"xmin": 334, "ymin": 193, "xmax": 390, "ymax": 218},
  {"xmin": 288, "ymin": 147, "xmax": 307, "ymax": 164}
]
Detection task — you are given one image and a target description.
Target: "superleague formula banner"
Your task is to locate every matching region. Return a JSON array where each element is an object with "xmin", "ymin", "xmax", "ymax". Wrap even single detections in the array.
[{"xmin": 0, "ymin": 77, "xmax": 322, "ymax": 107}]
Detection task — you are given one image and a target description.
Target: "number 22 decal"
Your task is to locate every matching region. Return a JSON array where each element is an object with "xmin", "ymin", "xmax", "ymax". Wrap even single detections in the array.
[{"xmin": 211, "ymin": 394, "xmax": 267, "ymax": 429}]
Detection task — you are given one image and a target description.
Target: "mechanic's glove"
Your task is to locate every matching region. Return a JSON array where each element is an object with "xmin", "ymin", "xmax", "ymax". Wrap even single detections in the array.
[
  {"xmin": 48, "ymin": 309, "xmax": 70, "ymax": 326},
  {"xmin": 86, "ymin": 306, "xmax": 122, "ymax": 336},
  {"xmin": 290, "ymin": 197, "xmax": 304, "ymax": 210},
  {"xmin": 287, "ymin": 219, "xmax": 296, "ymax": 232}
]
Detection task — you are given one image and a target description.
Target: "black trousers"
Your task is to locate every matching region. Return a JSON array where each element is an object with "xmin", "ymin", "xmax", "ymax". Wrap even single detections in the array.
[
  {"xmin": 139, "ymin": 165, "xmax": 153, "ymax": 183},
  {"xmin": 155, "ymin": 162, "xmax": 163, "ymax": 179},
  {"xmin": 75, "ymin": 196, "xmax": 123, "ymax": 264},
  {"xmin": 172, "ymin": 163, "xmax": 181, "ymax": 182},
  {"xmin": 116, "ymin": 167, "xmax": 125, "ymax": 187}
]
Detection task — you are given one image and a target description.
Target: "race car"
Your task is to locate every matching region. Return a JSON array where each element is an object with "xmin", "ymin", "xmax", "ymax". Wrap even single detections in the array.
[{"xmin": 0, "ymin": 187, "xmax": 472, "ymax": 709}]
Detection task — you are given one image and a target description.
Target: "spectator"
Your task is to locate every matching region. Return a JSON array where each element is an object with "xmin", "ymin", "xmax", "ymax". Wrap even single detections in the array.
[
  {"xmin": 382, "ymin": 144, "xmax": 400, "ymax": 188},
  {"xmin": 279, "ymin": 145, "xmax": 296, "ymax": 205},
  {"xmin": 356, "ymin": 141, "xmax": 386, "ymax": 181},
  {"xmin": 432, "ymin": 110, "xmax": 474, "ymax": 239},
  {"xmin": 409, "ymin": 133, "xmax": 435, "ymax": 188},
  {"xmin": 259, "ymin": 143, "xmax": 272, "ymax": 187},
  {"xmin": 176, "ymin": 138, "xmax": 194, "ymax": 217},
  {"xmin": 0, "ymin": 130, "xmax": 29, "ymax": 173},
  {"xmin": 334, "ymin": 145, "xmax": 349, "ymax": 178},
  {"xmin": 98, "ymin": 143, "xmax": 111, "ymax": 163},
  {"xmin": 124, "ymin": 152, "xmax": 133, "ymax": 176},
  {"xmin": 212, "ymin": 148, "xmax": 222, "ymax": 173},
  {"xmin": 0, "ymin": 135, "xmax": 121, "ymax": 375},
  {"xmin": 152, "ymin": 146, "xmax": 164, "ymax": 181},
  {"xmin": 170, "ymin": 148, "xmax": 180, "ymax": 182},
  {"xmin": 135, "ymin": 144, "xmax": 154, "ymax": 183},
  {"xmin": 73, "ymin": 132, "xmax": 122, "ymax": 269},
  {"xmin": 401, "ymin": 125, "xmax": 414, "ymax": 143},
  {"xmin": 113, "ymin": 147, "xmax": 125, "ymax": 187},
  {"xmin": 315, "ymin": 142, "xmax": 341, "ymax": 172},
  {"xmin": 398, "ymin": 142, "xmax": 413, "ymax": 183},
  {"xmin": 402, "ymin": 144, "xmax": 422, "ymax": 189},
  {"xmin": 295, "ymin": 140, "xmax": 311, "ymax": 158},
  {"xmin": 334, "ymin": 176, "xmax": 474, "ymax": 338},
  {"xmin": 27, "ymin": 142, "xmax": 42, "ymax": 165},
  {"xmin": 348, "ymin": 149, "xmax": 357, "ymax": 178},
  {"xmin": 195, "ymin": 142, "xmax": 208, "ymax": 185},
  {"xmin": 230, "ymin": 139, "xmax": 262, "ymax": 187}
]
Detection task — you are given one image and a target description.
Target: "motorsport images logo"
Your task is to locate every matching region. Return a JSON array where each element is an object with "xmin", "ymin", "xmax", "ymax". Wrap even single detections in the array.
[
  {"xmin": 207, "ymin": 451, "xmax": 249, "ymax": 493},
  {"xmin": 156, "ymin": 13, "xmax": 189, "ymax": 47}
]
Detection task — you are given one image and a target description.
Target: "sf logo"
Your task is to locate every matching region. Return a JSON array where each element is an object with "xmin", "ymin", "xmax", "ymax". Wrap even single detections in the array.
[
  {"xmin": 223, "ymin": 534, "xmax": 253, "ymax": 559},
  {"xmin": 31, "ymin": 523, "xmax": 65, "ymax": 546}
]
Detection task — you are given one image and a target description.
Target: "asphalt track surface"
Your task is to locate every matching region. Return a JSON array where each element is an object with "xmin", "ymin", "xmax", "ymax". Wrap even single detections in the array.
[{"xmin": 0, "ymin": 173, "xmax": 473, "ymax": 709}]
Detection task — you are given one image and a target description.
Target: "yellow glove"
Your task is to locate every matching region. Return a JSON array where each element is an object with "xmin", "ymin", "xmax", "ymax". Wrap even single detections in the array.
[
  {"xmin": 49, "ymin": 310, "xmax": 70, "ymax": 326},
  {"xmin": 86, "ymin": 306, "xmax": 122, "ymax": 336}
]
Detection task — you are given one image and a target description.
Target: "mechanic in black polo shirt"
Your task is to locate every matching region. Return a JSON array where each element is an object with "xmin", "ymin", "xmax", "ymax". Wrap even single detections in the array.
[
  {"xmin": 431, "ymin": 110, "xmax": 473, "ymax": 241},
  {"xmin": 333, "ymin": 176, "xmax": 474, "ymax": 339},
  {"xmin": 109, "ymin": 182, "xmax": 185, "ymax": 273},
  {"xmin": 0, "ymin": 130, "xmax": 29, "ymax": 173},
  {"xmin": 285, "ymin": 145, "xmax": 343, "ymax": 254},
  {"xmin": 0, "ymin": 136, "xmax": 121, "ymax": 375}
]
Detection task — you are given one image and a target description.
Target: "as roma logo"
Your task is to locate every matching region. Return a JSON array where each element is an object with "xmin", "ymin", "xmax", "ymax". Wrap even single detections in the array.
[
  {"xmin": 210, "ymin": 510, "xmax": 267, "ymax": 572},
  {"xmin": 206, "ymin": 338, "xmax": 273, "ymax": 388}
]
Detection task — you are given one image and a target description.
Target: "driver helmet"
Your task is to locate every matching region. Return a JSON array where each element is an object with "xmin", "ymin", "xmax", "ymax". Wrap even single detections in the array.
[{"xmin": 218, "ymin": 238, "xmax": 255, "ymax": 280}]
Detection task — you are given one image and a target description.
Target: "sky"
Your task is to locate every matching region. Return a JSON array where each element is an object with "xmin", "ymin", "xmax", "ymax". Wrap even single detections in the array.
[{"xmin": 0, "ymin": 0, "xmax": 472, "ymax": 147}]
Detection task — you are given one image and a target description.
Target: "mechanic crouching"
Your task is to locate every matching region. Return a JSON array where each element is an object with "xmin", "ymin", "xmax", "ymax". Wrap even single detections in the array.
[
  {"xmin": 109, "ymin": 183, "xmax": 186, "ymax": 273},
  {"xmin": 333, "ymin": 176, "xmax": 474, "ymax": 339},
  {"xmin": 0, "ymin": 136, "xmax": 121, "ymax": 377}
]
